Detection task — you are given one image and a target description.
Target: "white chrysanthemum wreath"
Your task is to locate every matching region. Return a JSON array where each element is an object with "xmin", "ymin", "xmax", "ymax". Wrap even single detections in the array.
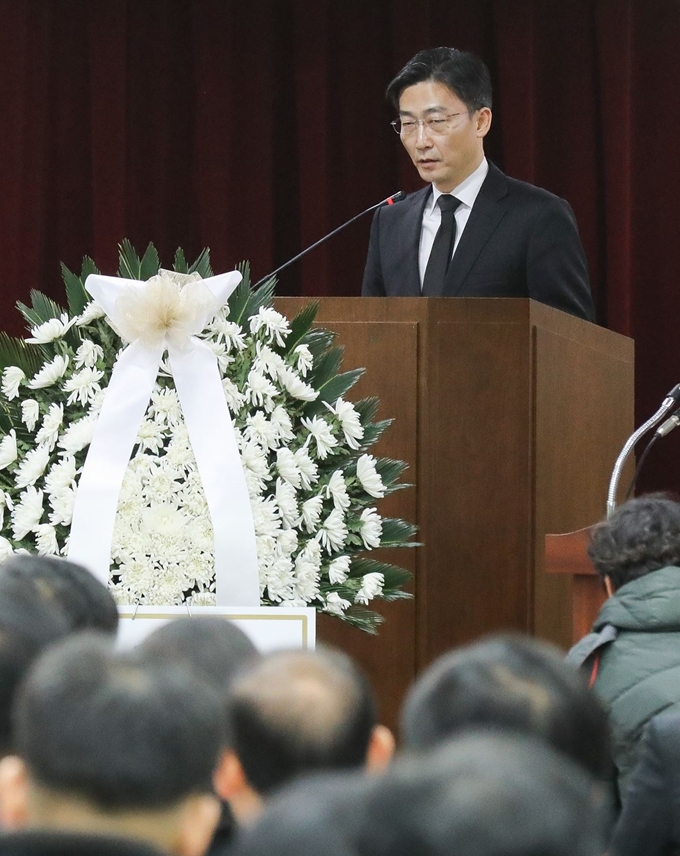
[{"xmin": 0, "ymin": 243, "xmax": 414, "ymax": 632}]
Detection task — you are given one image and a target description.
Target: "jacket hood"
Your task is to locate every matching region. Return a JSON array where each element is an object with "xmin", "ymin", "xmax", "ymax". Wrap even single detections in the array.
[{"xmin": 595, "ymin": 565, "xmax": 680, "ymax": 631}]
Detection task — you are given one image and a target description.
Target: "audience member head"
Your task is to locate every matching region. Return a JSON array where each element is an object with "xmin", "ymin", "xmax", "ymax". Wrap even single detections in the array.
[
  {"xmin": 386, "ymin": 46, "xmax": 493, "ymax": 113},
  {"xmin": 354, "ymin": 733, "xmax": 611, "ymax": 856},
  {"xmin": 0, "ymin": 634, "xmax": 224, "ymax": 856},
  {"xmin": 0, "ymin": 573, "xmax": 70, "ymax": 758},
  {"xmin": 141, "ymin": 617, "xmax": 259, "ymax": 715},
  {"xmin": 401, "ymin": 633, "xmax": 611, "ymax": 780},
  {"xmin": 231, "ymin": 772, "xmax": 365, "ymax": 856},
  {"xmin": 215, "ymin": 647, "xmax": 394, "ymax": 825},
  {"xmin": 587, "ymin": 494, "xmax": 680, "ymax": 593},
  {"xmin": 0, "ymin": 554, "xmax": 119, "ymax": 634}
]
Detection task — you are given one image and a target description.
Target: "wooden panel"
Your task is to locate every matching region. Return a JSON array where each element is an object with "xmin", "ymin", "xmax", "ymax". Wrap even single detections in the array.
[
  {"xmin": 533, "ymin": 321, "xmax": 634, "ymax": 648},
  {"xmin": 421, "ymin": 318, "xmax": 533, "ymax": 662}
]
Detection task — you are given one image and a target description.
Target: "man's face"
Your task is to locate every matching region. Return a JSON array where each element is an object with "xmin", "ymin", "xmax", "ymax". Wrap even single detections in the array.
[{"xmin": 397, "ymin": 80, "xmax": 491, "ymax": 193}]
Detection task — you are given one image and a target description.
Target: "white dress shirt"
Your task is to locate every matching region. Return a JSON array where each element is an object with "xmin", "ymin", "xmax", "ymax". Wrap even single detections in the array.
[{"xmin": 418, "ymin": 157, "xmax": 489, "ymax": 288}]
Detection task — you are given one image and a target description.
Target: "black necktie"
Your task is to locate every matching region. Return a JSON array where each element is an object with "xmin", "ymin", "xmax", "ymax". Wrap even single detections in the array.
[{"xmin": 422, "ymin": 195, "xmax": 462, "ymax": 296}]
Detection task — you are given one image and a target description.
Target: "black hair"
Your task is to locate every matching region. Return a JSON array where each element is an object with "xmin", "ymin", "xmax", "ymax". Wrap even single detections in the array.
[
  {"xmin": 228, "ymin": 647, "xmax": 376, "ymax": 795},
  {"xmin": 401, "ymin": 633, "xmax": 612, "ymax": 780},
  {"xmin": 232, "ymin": 772, "xmax": 365, "ymax": 856},
  {"xmin": 386, "ymin": 47, "xmax": 492, "ymax": 113},
  {"xmin": 355, "ymin": 733, "xmax": 611, "ymax": 856},
  {"xmin": 587, "ymin": 494, "xmax": 680, "ymax": 590},
  {"xmin": 0, "ymin": 574, "xmax": 70, "ymax": 756},
  {"xmin": 13, "ymin": 633, "xmax": 225, "ymax": 810},
  {"xmin": 141, "ymin": 617, "xmax": 259, "ymax": 747},
  {"xmin": 0, "ymin": 554, "xmax": 118, "ymax": 634}
]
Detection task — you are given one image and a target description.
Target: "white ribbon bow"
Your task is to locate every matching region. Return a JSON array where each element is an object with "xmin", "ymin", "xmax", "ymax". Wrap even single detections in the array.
[{"xmin": 66, "ymin": 269, "xmax": 260, "ymax": 607}]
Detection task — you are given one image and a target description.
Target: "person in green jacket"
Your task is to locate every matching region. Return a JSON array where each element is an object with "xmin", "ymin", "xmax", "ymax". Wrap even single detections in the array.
[{"xmin": 567, "ymin": 494, "xmax": 680, "ymax": 801}]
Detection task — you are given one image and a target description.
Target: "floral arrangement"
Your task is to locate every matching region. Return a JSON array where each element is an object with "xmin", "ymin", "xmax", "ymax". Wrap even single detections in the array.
[{"xmin": 0, "ymin": 242, "xmax": 414, "ymax": 632}]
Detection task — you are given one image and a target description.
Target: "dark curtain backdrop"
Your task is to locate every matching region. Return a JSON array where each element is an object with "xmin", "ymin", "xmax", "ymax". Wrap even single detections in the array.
[{"xmin": 0, "ymin": 0, "xmax": 678, "ymax": 493}]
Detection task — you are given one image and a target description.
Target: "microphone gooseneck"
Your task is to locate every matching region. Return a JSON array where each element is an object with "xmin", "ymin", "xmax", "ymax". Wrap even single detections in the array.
[
  {"xmin": 251, "ymin": 192, "xmax": 405, "ymax": 290},
  {"xmin": 606, "ymin": 384, "xmax": 680, "ymax": 518}
]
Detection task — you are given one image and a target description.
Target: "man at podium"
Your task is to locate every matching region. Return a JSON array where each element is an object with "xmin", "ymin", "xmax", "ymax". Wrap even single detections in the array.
[{"xmin": 362, "ymin": 47, "xmax": 595, "ymax": 322}]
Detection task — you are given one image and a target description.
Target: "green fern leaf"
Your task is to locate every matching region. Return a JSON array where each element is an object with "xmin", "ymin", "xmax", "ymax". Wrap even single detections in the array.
[
  {"xmin": 0, "ymin": 332, "xmax": 43, "ymax": 375},
  {"xmin": 188, "ymin": 248, "xmax": 213, "ymax": 278},
  {"xmin": 283, "ymin": 302, "xmax": 319, "ymax": 354},
  {"xmin": 118, "ymin": 239, "xmax": 142, "ymax": 280},
  {"xmin": 173, "ymin": 248, "xmax": 189, "ymax": 274},
  {"xmin": 61, "ymin": 263, "xmax": 89, "ymax": 316},
  {"xmin": 139, "ymin": 243, "xmax": 161, "ymax": 280}
]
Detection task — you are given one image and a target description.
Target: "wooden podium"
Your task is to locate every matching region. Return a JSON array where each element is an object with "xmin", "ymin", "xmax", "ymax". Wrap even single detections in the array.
[{"xmin": 275, "ymin": 296, "xmax": 634, "ymax": 729}]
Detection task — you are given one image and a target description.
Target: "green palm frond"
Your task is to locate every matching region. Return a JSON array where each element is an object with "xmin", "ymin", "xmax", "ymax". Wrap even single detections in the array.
[
  {"xmin": 188, "ymin": 247, "xmax": 213, "ymax": 278},
  {"xmin": 61, "ymin": 263, "xmax": 89, "ymax": 315},
  {"xmin": 380, "ymin": 517, "xmax": 419, "ymax": 547},
  {"xmin": 284, "ymin": 302, "xmax": 319, "ymax": 354},
  {"xmin": 0, "ymin": 332, "xmax": 43, "ymax": 375}
]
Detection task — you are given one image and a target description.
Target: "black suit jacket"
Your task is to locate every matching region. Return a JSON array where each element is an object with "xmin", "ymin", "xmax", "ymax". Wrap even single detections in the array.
[
  {"xmin": 610, "ymin": 711, "xmax": 680, "ymax": 856},
  {"xmin": 361, "ymin": 162, "xmax": 595, "ymax": 322}
]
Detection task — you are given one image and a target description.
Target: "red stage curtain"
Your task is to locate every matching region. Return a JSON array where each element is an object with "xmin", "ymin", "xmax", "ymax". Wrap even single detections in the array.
[{"xmin": 0, "ymin": 0, "xmax": 677, "ymax": 492}]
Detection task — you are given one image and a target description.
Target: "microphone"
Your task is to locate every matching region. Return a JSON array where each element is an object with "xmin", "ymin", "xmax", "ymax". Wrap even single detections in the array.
[
  {"xmin": 251, "ymin": 192, "xmax": 405, "ymax": 289},
  {"xmin": 656, "ymin": 408, "xmax": 680, "ymax": 438},
  {"xmin": 607, "ymin": 384, "xmax": 680, "ymax": 517}
]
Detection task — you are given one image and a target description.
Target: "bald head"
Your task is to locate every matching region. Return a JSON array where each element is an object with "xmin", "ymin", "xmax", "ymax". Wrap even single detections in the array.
[{"xmin": 228, "ymin": 648, "xmax": 377, "ymax": 795}]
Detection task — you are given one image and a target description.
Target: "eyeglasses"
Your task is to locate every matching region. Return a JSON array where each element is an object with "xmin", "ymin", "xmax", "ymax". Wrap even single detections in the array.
[{"xmin": 391, "ymin": 113, "xmax": 465, "ymax": 137}]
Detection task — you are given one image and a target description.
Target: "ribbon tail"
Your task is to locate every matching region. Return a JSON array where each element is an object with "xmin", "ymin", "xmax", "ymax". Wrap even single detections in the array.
[
  {"xmin": 67, "ymin": 343, "xmax": 163, "ymax": 585},
  {"xmin": 169, "ymin": 342, "xmax": 260, "ymax": 606}
]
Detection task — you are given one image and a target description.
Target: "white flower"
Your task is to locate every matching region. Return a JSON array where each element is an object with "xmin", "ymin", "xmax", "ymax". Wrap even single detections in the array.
[
  {"xmin": 360, "ymin": 507, "xmax": 382, "ymax": 549},
  {"xmin": 211, "ymin": 318, "xmax": 246, "ymax": 352},
  {"xmin": 249, "ymin": 307, "xmax": 290, "ymax": 346},
  {"xmin": 275, "ymin": 478, "xmax": 299, "ymax": 528},
  {"xmin": 356, "ymin": 454, "xmax": 385, "ymax": 498},
  {"xmin": 150, "ymin": 388, "xmax": 182, "ymax": 425},
  {"xmin": 277, "ymin": 528, "xmax": 299, "ymax": 556},
  {"xmin": 317, "ymin": 508, "xmax": 348, "ymax": 553},
  {"xmin": 245, "ymin": 369, "xmax": 278, "ymax": 409},
  {"xmin": 0, "ymin": 537, "xmax": 13, "ymax": 561},
  {"xmin": 301, "ymin": 416, "xmax": 338, "ymax": 459},
  {"xmin": 300, "ymin": 495, "xmax": 323, "ymax": 533},
  {"xmin": 276, "ymin": 447, "xmax": 301, "ymax": 488},
  {"xmin": 294, "ymin": 344, "xmax": 313, "ymax": 376},
  {"xmin": 11, "ymin": 487, "xmax": 44, "ymax": 540},
  {"xmin": 329, "ymin": 398, "xmax": 364, "ymax": 450},
  {"xmin": 328, "ymin": 555, "xmax": 351, "ymax": 584},
  {"xmin": 222, "ymin": 378, "xmax": 245, "ymax": 413},
  {"xmin": 26, "ymin": 313, "xmax": 74, "ymax": 343},
  {"xmin": 355, "ymin": 572, "xmax": 384, "ymax": 605},
  {"xmin": 254, "ymin": 343, "xmax": 286, "ymax": 380},
  {"xmin": 35, "ymin": 523, "xmax": 60, "ymax": 555},
  {"xmin": 1, "ymin": 366, "xmax": 25, "ymax": 400},
  {"xmin": 245, "ymin": 411, "xmax": 279, "ymax": 449},
  {"xmin": 279, "ymin": 366, "xmax": 318, "ymax": 402},
  {"xmin": 0, "ymin": 431, "xmax": 17, "ymax": 470},
  {"xmin": 14, "ymin": 444, "xmax": 51, "ymax": 488},
  {"xmin": 136, "ymin": 419, "xmax": 166, "ymax": 454},
  {"xmin": 44, "ymin": 456, "xmax": 77, "ymax": 494},
  {"xmin": 48, "ymin": 487, "xmax": 76, "ymax": 526},
  {"xmin": 270, "ymin": 406, "xmax": 294, "ymax": 443},
  {"xmin": 74, "ymin": 339, "xmax": 104, "ymax": 369},
  {"xmin": 21, "ymin": 400, "xmax": 40, "ymax": 432},
  {"xmin": 35, "ymin": 403, "xmax": 64, "ymax": 450},
  {"xmin": 324, "ymin": 592, "xmax": 351, "ymax": 616},
  {"xmin": 325, "ymin": 470, "xmax": 351, "ymax": 511},
  {"xmin": 57, "ymin": 414, "xmax": 97, "ymax": 455},
  {"xmin": 28, "ymin": 355, "xmax": 69, "ymax": 389},
  {"xmin": 63, "ymin": 366, "xmax": 104, "ymax": 406},
  {"xmin": 294, "ymin": 447, "xmax": 319, "ymax": 488},
  {"xmin": 76, "ymin": 300, "xmax": 106, "ymax": 325},
  {"xmin": 241, "ymin": 441, "xmax": 270, "ymax": 483}
]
